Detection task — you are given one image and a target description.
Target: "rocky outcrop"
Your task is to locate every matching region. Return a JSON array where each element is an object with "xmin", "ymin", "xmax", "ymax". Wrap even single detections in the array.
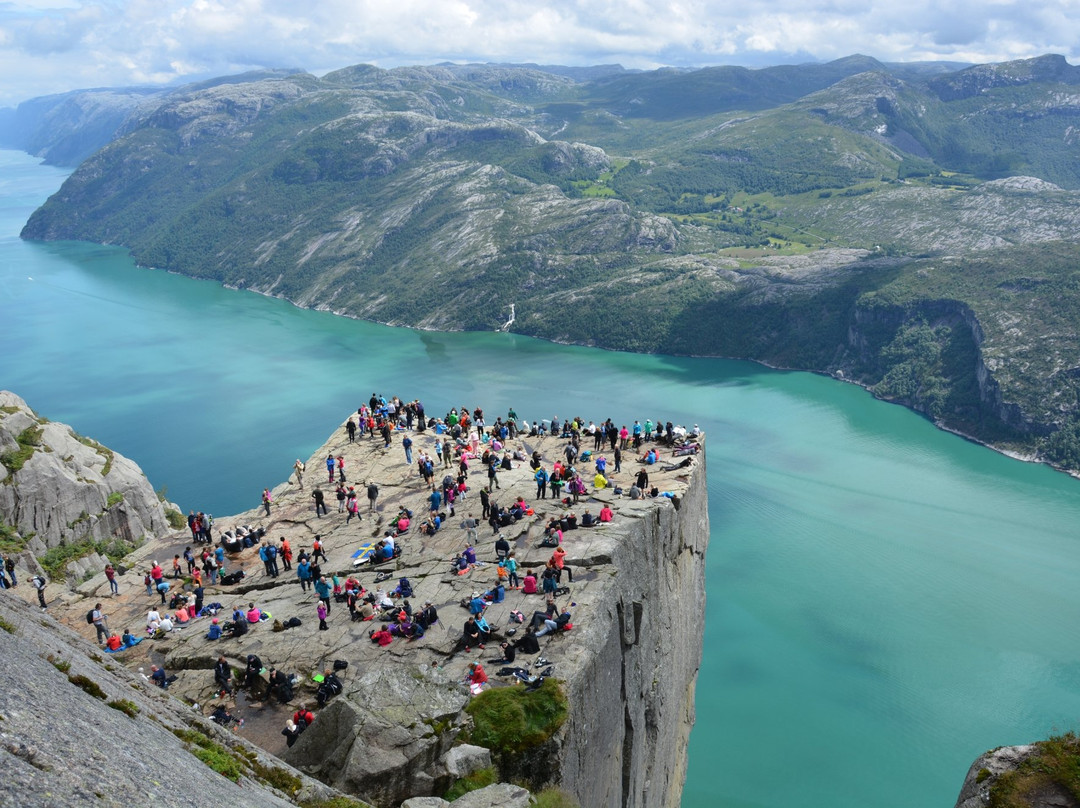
[
  {"xmin": 64, "ymin": 408, "xmax": 708, "ymax": 808},
  {"xmin": 0, "ymin": 592, "xmax": 353, "ymax": 808},
  {"xmin": 0, "ymin": 391, "xmax": 170, "ymax": 575}
]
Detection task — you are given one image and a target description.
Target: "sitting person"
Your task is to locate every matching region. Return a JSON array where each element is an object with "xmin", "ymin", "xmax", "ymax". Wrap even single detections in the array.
[
  {"xmin": 146, "ymin": 609, "xmax": 161, "ymax": 633},
  {"xmin": 599, "ymin": 504, "xmax": 614, "ymax": 522},
  {"xmin": 465, "ymin": 661, "xmax": 488, "ymax": 692},
  {"xmin": 229, "ymin": 618, "xmax": 248, "ymax": 638},
  {"xmin": 483, "ymin": 581, "xmax": 506, "ymax": 604},
  {"xmin": 214, "ymin": 655, "xmax": 233, "ymax": 695},
  {"xmin": 393, "ymin": 577, "xmax": 413, "ymax": 599},
  {"xmin": 388, "ymin": 619, "xmax": 415, "ymax": 638},
  {"xmin": 580, "ymin": 510, "xmax": 597, "ymax": 527},
  {"xmin": 370, "ymin": 627, "xmax": 393, "ymax": 646},
  {"xmin": 174, "ymin": 605, "xmax": 191, "ymax": 624},
  {"xmin": 463, "ymin": 545, "xmax": 477, "ymax": 565},
  {"xmin": 268, "ymin": 668, "xmax": 294, "ymax": 704},
  {"xmin": 593, "ymin": 472, "xmax": 609, "ymax": 490},
  {"xmin": 535, "ymin": 607, "xmax": 572, "ymax": 637},
  {"xmin": 210, "ymin": 703, "xmax": 239, "ymax": 728},
  {"xmin": 157, "ymin": 614, "xmax": 174, "ymax": 632},
  {"xmin": 105, "ymin": 633, "xmax": 122, "ymax": 651},
  {"xmin": 521, "ymin": 571, "xmax": 538, "ymax": 595},
  {"xmin": 316, "ymin": 669, "xmax": 343, "ymax": 707},
  {"xmin": 488, "ymin": 640, "xmax": 516, "ymax": 665},
  {"xmin": 468, "ymin": 592, "xmax": 487, "ymax": 615},
  {"xmin": 452, "ymin": 552, "xmax": 471, "ymax": 574},
  {"xmin": 514, "ymin": 626, "xmax": 541, "ymax": 655},
  {"xmin": 415, "ymin": 601, "xmax": 439, "ymax": 630},
  {"xmin": 243, "ymin": 654, "xmax": 263, "ymax": 695},
  {"xmin": 461, "ymin": 615, "xmax": 484, "ymax": 651},
  {"xmin": 120, "ymin": 629, "xmax": 139, "ymax": 649},
  {"xmin": 150, "ymin": 664, "xmax": 177, "ymax": 689},
  {"xmin": 246, "ymin": 603, "xmax": 262, "ymax": 623}
]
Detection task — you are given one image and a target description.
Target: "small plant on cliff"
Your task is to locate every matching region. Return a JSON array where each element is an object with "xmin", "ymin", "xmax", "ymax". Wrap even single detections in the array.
[
  {"xmin": 107, "ymin": 699, "xmax": 140, "ymax": 718},
  {"xmin": 1, "ymin": 425, "xmax": 43, "ymax": 480},
  {"xmin": 987, "ymin": 733, "xmax": 1080, "ymax": 808},
  {"xmin": 464, "ymin": 677, "xmax": 568, "ymax": 753},
  {"xmin": 531, "ymin": 788, "xmax": 582, "ymax": 808},
  {"xmin": 105, "ymin": 491, "xmax": 124, "ymax": 508},
  {"xmin": 67, "ymin": 673, "xmax": 106, "ymax": 700},
  {"xmin": 444, "ymin": 766, "xmax": 497, "ymax": 801},
  {"xmin": 165, "ymin": 508, "xmax": 186, "ymax": 529}
]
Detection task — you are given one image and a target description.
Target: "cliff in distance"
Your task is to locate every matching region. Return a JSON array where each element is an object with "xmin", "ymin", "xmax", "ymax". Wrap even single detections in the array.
[
  {"xmin": 0, "ymin": 390, "xmax": 174, "ymax": 587},
  {"xmin": 21, "ymin": 404, "xmax": 709, "ymax": 807},
  {"xmin": 17, "ymin": 55, "xmax": 1080, "ymax": 471}
]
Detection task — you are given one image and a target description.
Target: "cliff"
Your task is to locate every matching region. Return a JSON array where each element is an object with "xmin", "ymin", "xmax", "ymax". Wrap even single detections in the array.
[
  {"xmin": 954, "ymin": 737, "xmax": 1080, "ymax": 808},
  {"xmin": 0, "ymin": 591, "xmax": 352, "ymax": 808},
  {"xmin": 44, "ymin": 408, "xmax": 709, "ymax": 807},
  {"xmin": 0, "ymin": 391, "xmax": 173, "ymax": 585}
]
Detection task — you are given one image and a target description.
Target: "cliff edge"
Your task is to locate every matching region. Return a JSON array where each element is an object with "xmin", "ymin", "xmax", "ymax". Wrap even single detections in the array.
[{"xmin": 46, "ymin": 407, "xmax": 709, "ymax": 807}]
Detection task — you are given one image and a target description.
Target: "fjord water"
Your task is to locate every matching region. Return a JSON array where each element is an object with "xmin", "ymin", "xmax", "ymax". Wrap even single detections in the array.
[{"xmin": 4, "ymin": 148, "xmax": 1080, "ymax": 807}]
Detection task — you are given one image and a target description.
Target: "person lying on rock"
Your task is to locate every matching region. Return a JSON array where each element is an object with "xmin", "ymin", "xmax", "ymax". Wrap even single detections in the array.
[
  {"xmin": 535, "ymin": 607, "xmax": 572, "ymax": 637},
  {"xmin": 488, "ymin": 641, "xmax": 516, "ymax": 665}
]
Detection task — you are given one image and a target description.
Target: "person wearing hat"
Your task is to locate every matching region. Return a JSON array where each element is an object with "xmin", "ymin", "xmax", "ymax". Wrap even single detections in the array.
[
  {"xmin": 214, "ymin": 655, "xmax": 233, "ymax": 695},
  {"xmin": 206, "ymin": 617, "xmax": 222, "ymax": 640}
]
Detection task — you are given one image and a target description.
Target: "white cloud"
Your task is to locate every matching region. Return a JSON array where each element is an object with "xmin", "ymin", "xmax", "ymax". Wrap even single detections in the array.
[{"xmin": 1, "ymin": 0, "xmax": 1079, "ymax": 106}]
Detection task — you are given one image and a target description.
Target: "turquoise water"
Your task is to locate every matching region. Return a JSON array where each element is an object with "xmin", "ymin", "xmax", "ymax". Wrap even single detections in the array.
[{"xmin": 4, "ymin": 149, "xmax": 1080, "ymax": 806}]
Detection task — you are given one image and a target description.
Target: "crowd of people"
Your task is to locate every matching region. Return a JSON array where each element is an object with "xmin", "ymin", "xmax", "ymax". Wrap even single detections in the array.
[{"xmin": 60, "ymin": 391, "xmax": 699, "ymax": 746}]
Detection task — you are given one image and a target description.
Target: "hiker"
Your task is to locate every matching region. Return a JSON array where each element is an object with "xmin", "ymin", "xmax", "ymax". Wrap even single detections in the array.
[
  {"xmin": 214, "ymin": 656, "xmax": 233, "ymax": 695},
  {"xmin": 293, "ymin": 458, "xmax": 305, "ymax": 489},
  {"xmin": 311, "ymin": 487, "xmax": 327, "ymax": 517},
  {"xmin": 91, "ymin": 602, "xmax": 109, "ymax": 644},
  {"xmin": 150, "ymin": 664, "xmax": 177, "ymax": 689},
  {"xmin": 262, "ymin": 488, "xmax": 272, "ymax": 516},
  {"xmin": 104, "ymin": 563, "xmax": 119, "ymax": 596}
]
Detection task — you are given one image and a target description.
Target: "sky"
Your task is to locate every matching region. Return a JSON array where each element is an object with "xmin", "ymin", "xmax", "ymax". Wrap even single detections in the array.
[{"xmin": 1, "ymin": 0, "xmax": 1077, "ymax": 107}]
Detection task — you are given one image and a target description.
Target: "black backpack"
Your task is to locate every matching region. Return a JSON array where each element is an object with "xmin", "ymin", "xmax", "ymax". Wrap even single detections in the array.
[{"xmin": 86, "ymin": 610, "xmax": 95, "ymax": 624}]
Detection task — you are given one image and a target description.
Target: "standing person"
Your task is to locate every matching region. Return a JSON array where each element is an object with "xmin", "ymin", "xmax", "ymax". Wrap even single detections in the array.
[
  {"xmin": 91, "ymin": 603, "xmax": 109, "ymax": 644},
  {"xmin": 325, "ymin": 454, "xmax": 335, "ymax": 484},
  {"xmin": 367, "ymin": 481, "xmax": 379, "ymax": 512},
  {"xmin": 311, "ymin": 535, "xmax": 327, "ymax": 564},
  {"xmin": 4, "ymin": 555, "xmax": 15, "ymax": 587},
  {"xmin": 104, "ymin": 563, "xmax": 119, "ymax": 596},
  {"xmin": 311, "ymin": 488, "xmax": 326, "ymax": 517},
  {"xmin": 480, "ymin": 487, "xmax": 491, "ymax": 520},
  {"xmin": 214, "ymin": 655, "xmax": 233, "ymax": 696},
  {"xmin": 262, "ymin": 488, "xmax": 273, "ymax": 517},
  {"xmin": 402, "ymin": 434, "xmax": 413, "ymax": 465},
  {"xmin": 317, "ymin": 600, "xmax": 328, "ymax": 631},
  {"xmin": 184, "ymin": 546, "xmax": 196, "ymax": 574},
  {"xmin": 314, "ymin": 575, "xmax": 332, "ymax": 616},
  {"xmin": 335, "ymin": 484, "xmax": 347, "ymax": 513},
  {"xmin": 279, "ymin": 537, "xmax": 292, "ymax": 571},
  {"xmin": 535, "ymin": 467, "xmax": 548, "ymax": 499},
  {"xmin": 346, "ymin": 417, "xmax": 357, "ymax": 443},
  {"xmin": 337, "ymin": 455, "xmax": 346, "ymax": 483},
  {"xmin": 346, "ymin": 494, "xmax": 360, "ymax": 524},
  {"xmin": 463, "ymin": 514, "xmax": 478, "ymax": 544},
  {"xmin": 487, "ymin": 457, "xmax": 500, "ymax": 490},
  {"xmin": 172, "ymin": 554, "xmax": 182, "ymax": 579},
  {"xmin": 296, "ymin": 558, "xmax": 312, "ymax": 592},
  {"xmin": 33, "ymin": 574, "xmax": 47, "ymax": 609},
  {"xmin": 293, "ymin": 458, "xmax": 305, "ymax": 489}
]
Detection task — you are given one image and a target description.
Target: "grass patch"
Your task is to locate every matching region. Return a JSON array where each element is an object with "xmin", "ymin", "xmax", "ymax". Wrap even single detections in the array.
[
  {"xmin": 1, "ymin": 425, "xmax": 43, "ymax": 480},
  {"xmin": 444, "ymin": 766, "xmax": 497, "ymax": 801},
  {"xmin": 105, "ymin": 491, "xmax": 124, "ymax": 508},
  {"xmin": 70, "ymin": 430, "xmax": 113, "ymax": 476},
  {"xmin": 298, "ymin": 798, "xmax": 373, "ymax": 808},
  {"xmin": 250, "ymin": 760, "xmax": 301, "ymax": 795},
  {"xmin": 39, "ymin": 536, "xmax": 140, "ymax": 577},
  {"xmin": 48, "ymin": 655, "xmax": 71, "ymax": 672},
  {"xmin": 0, "ymin": 615, "xmax": 15, "ymax": 635},
  {"xmin": 532, "ymin": 788, "xmax": 582, "ymax": 808},
  {"xmin": 165, "ymin": 508, "xmax": 186, "ymax": 529},
  {"xmin": 988, "ymin": 733, "xmax": 1080, "ymax": 808},
  {"xmin": 465, "ymin": 677, "xmax": 568, "ymax": 754},
  {"xmin": 107, "ymin": 699, "xmax": 140, "ymax": 718},
  {"xmin": 191, "ymin": 742, "xmax": 245, "ymax": 782},
  {"xmin": 67, "ymin": 673, "xmax": 106, "ymax": 700},
  {"xmin": 0, "ymin": 521, "xmax": 28, "ymax": 554}
]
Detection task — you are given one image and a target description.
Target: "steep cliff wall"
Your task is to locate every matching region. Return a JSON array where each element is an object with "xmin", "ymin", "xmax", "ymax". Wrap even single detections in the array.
[{"xmin": 0, "ymin": 390, "xmax": 171, "ymax": 580}]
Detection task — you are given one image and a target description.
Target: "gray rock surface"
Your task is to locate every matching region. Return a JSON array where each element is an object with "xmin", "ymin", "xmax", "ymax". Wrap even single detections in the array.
[
  {"xmin": 34, "ymin": 408, "xmax": 709, "ymax": 808},
  {"xmin": 953, "ymin": 743, "xmax": 1050, "ymax": 808},
  {"xmin": 446, "ymin": 783, "xmax": 530, "ymax": 808},
  {"xmin": 0, "ymin": 592, "xmax": 354, "ymax": 808},
  {"xmin": 442, "ymin": 744, "xmax": 492, "ymax": 778},
  {"xmin": 0, "ymin": 391, "xmax": 170, "ymax": 583}
]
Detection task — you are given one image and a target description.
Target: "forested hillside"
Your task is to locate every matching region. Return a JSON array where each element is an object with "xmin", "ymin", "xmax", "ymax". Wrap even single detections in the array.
[{"xmin": 18, "ymin": 55, "xmax": 1080, "ymax": 467}]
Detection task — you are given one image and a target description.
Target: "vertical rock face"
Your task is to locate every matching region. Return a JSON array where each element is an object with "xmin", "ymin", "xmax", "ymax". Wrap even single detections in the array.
[
  {"xmin": 0, "ymin": 390, "xmax": 169, "ymax": 554},
  {"xmin": 552, "ymin": 450, "xmax": 710, "ymax": 808}
]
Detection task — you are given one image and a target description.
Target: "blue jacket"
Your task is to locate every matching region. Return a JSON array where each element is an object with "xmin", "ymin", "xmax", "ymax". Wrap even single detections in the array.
[
  {"xmin": 297, "ymin": 562, "xmax": 311, "ymax": 581},
  {"xmin": 314, "ymin": 579, "xmax": 331, "ymax": 599}
]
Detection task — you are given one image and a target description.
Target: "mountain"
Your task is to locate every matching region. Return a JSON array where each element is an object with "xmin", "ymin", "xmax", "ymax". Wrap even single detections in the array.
[{"xmin": 19, "ymin": 55, "xmax": 1080, "ymax": 468}]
